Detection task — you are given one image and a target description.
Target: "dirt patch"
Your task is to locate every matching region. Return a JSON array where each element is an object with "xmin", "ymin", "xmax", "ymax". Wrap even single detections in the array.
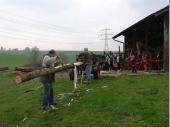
[
  {"xmin": 100, "ymin": 71, "xmax": 122, "ymax": 77},
  {"xmin": 100, "ymin": 70, "xmax": 166, "ymax": 77}
]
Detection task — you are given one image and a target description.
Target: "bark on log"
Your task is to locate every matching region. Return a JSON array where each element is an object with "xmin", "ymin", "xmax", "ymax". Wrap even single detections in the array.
[
  {"xmin": 15, "ymin": 67, "xmax": 40, "ymax": 72},
  {"xmin": 15, "ymin": 64, "xmax": 75, "ymax": 84}
]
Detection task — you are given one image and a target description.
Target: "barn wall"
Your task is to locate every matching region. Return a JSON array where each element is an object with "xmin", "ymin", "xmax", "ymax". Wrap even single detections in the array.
[
  {"xmin": 124, "ymin": 31, "xmax": 145, "ymax": 53},
  {"xmin": 163, "ymin": 13, "xmax": 169, "ymax": 70}
]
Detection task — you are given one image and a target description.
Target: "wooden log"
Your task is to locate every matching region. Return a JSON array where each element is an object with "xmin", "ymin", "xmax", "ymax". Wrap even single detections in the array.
[
  {"xmin": 15, "ymin": 63, "xmax": 83, "ymax": 84},
  {"xmin": 0, "ymin": 67, "xmax": 9, "ymax": 71},
  {"xmin": 15, "ymin": 67, "xmax": 39, "ymax": 72}
]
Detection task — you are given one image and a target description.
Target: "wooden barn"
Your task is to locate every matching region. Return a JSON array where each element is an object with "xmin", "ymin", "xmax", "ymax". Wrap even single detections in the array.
[{"xmin": 113, "ymin": 6, "xmax": 169, "ymax": 70}]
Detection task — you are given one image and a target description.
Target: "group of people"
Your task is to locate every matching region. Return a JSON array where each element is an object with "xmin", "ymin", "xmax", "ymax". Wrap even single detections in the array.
[
  {"xmin": 125, "ymin": 52, "xmax": 149, "ymax": 73},
  {"xmin": 103, "ymin": 51, "xmax": 151, "ymax": 73},
  {"xmin": 40, "ymin": 48, "xmax": 93, "ymax": 112},
  {"xmin": 104, "ymin": 51, "xmax": 122, "ymax": 72}
]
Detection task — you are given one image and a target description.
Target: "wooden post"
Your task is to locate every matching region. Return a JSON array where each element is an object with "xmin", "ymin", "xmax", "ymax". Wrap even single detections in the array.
[
  {"xmin": 118, "ymin": 46, "xmax": 120, "ymax": 53},
  {"xmin": 73, "ymin": 66, "xmax": 77, "ymax": 90},
  {"xmin": 163, "ymin": 13, "xmax": 169, "ymax": 70},
  {"xmin": 145, "ymin": 23, "xmax": 150, "ymax": 50}
]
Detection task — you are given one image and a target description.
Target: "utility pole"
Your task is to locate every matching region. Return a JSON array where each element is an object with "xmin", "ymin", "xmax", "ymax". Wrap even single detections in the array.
[{"xmin": 100, "ymin": 27, "xmax": 112, "ymax": 52}]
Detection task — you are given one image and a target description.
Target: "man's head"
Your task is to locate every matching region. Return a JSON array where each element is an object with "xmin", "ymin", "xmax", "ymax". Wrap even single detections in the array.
[
  {"xmin": 48, "ymin": 49, "xmax": 56, "ymax": 57},
  {"xmin": 84, "ymin": 48, "xmax": 88, "ymax": 52}
]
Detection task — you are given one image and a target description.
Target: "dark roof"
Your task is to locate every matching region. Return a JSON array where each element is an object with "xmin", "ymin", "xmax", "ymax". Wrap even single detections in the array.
[{"xmin": 113, "ymin": 6, "xmax": 169, "ymax": 39}]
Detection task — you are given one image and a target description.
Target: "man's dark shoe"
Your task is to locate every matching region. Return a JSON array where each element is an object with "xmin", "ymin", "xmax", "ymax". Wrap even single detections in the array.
[{"xmin": 50, "ymin": 102, "xmax": 57, "ymax": 105}]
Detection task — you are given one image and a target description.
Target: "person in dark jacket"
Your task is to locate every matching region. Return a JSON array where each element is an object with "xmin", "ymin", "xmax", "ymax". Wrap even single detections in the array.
[
  {"xmin": 40, "ymin": 49, "xmax": 57, "ymax": 111},
  {"xmin": 83, "ymin": 48, "xmax": 93, "ymax": 84}
]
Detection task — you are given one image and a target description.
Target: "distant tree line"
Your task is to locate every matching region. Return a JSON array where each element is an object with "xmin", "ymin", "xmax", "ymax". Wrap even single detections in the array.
[{"xmin": 0, "ymin": 46, "xmax": 40, "ymax": 52}]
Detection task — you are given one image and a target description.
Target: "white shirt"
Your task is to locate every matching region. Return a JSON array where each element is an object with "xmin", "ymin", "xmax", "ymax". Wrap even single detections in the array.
[{"xmin": 42, "ymin": 55, "xmax": 56, "ymax": 67}]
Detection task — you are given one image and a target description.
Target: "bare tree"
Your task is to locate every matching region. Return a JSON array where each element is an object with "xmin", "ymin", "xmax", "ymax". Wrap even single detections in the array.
[{"xmin": 28, "ymin": 46, "xmax": 41, "ymax": 64}]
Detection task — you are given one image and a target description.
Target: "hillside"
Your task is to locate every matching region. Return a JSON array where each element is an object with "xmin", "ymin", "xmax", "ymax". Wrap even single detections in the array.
[{"xmin": 0, "ymin": 72, "xmax": 168, "ymax": 127}]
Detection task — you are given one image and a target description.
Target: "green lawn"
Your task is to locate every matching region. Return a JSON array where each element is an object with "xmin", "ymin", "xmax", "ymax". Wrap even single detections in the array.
[
  {"xmin": 0, "ymin": 52, "xmax": 29, "ymax": 68},
  {"xmin": 0, "ymin": 72, "xmax": 168, "ymax": 127}
]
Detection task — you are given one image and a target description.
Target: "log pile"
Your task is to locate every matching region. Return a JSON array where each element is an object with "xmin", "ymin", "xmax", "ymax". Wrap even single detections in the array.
[
  {"xmin": 15, "ymin": 62, "xmax": 83, "ymax": 84},
  {"xmin": 0, "ymin": 67, "xmax": 9, "ymax": 72}
]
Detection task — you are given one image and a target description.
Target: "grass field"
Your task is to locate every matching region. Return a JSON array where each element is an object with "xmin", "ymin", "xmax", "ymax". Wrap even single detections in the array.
[
  {"xmin": 0, "ymin": 50, "xmax": 79, "ymax": 68},
  {"xmin": 0, "ymin": 50, "xmax": 103, "ymax": 68},
  {"xmin": 0, "ymin": 72, "xmax": 168, "ymax": 127},
  {"xmin": 0, "ymin": 52, "xmax": 29, "ymax": 68}
]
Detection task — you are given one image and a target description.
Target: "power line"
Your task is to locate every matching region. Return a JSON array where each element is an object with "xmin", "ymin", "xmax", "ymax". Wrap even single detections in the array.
[
  {"xmin": 0, "ymin": 24, "xmax": 96, "ymax": 42},
  {"xmin": 0, "ymin": 9, "xmax": 98, "ymax": 36},
  {"xmin": 0, "ymin": 27, "xmax": 98, "ymax": 46},
  {"xmin": 0, "ymin": 33, "xmax": 98, "ymax": 45},
  {"xmin": 0, "ymin": 9, "xmax": 99, "ymax": 47},
  {"xmin": 0, "ymin": 9, "xmax": 99, "ymax": 46},
  {"xmin": 0, "ymin": 29, "xmax": 60, "ymax": 42},
  {"xmin": 0, "ymin": 9, "xmax": 75, "ymax": 32},
  {"xmin": 99, "ymin": 27, "xmax": 113, "ymax": 52},
  {"xmin": 0, "ymin": 16, "xmax": 71, "ymax": 34},
  {"xmin": 0, "ymin": 26, "xmax": 71, "ymax": 41},
  {"xmin": 0, "ymin": 15, "xmax": 96, "ymax": 40}
]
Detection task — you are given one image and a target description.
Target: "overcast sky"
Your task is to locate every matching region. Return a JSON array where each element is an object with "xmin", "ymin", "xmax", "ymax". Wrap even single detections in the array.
[{"xmin": 0, "ymin": 0, "xmax": 168, "ymax": 51}]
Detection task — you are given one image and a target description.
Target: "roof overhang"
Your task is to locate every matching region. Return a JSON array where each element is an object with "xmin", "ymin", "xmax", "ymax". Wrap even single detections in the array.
[{"xmin": 112, "ymin": 6, "xmax": 169, "ymax": 39}]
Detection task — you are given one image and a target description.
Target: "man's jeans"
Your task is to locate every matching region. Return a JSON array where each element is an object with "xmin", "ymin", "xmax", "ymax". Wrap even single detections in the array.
[
  {"xmin": 42, "ymin": 82, "xmax": 54, "ymax": 110},
  {"xmin": 85, "ymin": 64, "xmax": 92, "ymax": 83}
]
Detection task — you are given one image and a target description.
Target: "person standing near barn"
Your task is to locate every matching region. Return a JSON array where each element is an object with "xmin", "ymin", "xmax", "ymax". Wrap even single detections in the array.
[
  {"xmin": 40, "ymin": 49, "xmax": 58, "ymax": 112},
  {"xmin": 105, "ymin": 54, "xmax": 110, "ymax": 70},
  {"xmin": 130, "ymin": 52, "xmax": 137, "ymax": 73},
  {"xmin": 83, "ymin": 48, "xmax": 93, "ymax": 84},
  {"xmin": 109, "ymin": 52, "xmax": 113, "ymax": 71}
]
